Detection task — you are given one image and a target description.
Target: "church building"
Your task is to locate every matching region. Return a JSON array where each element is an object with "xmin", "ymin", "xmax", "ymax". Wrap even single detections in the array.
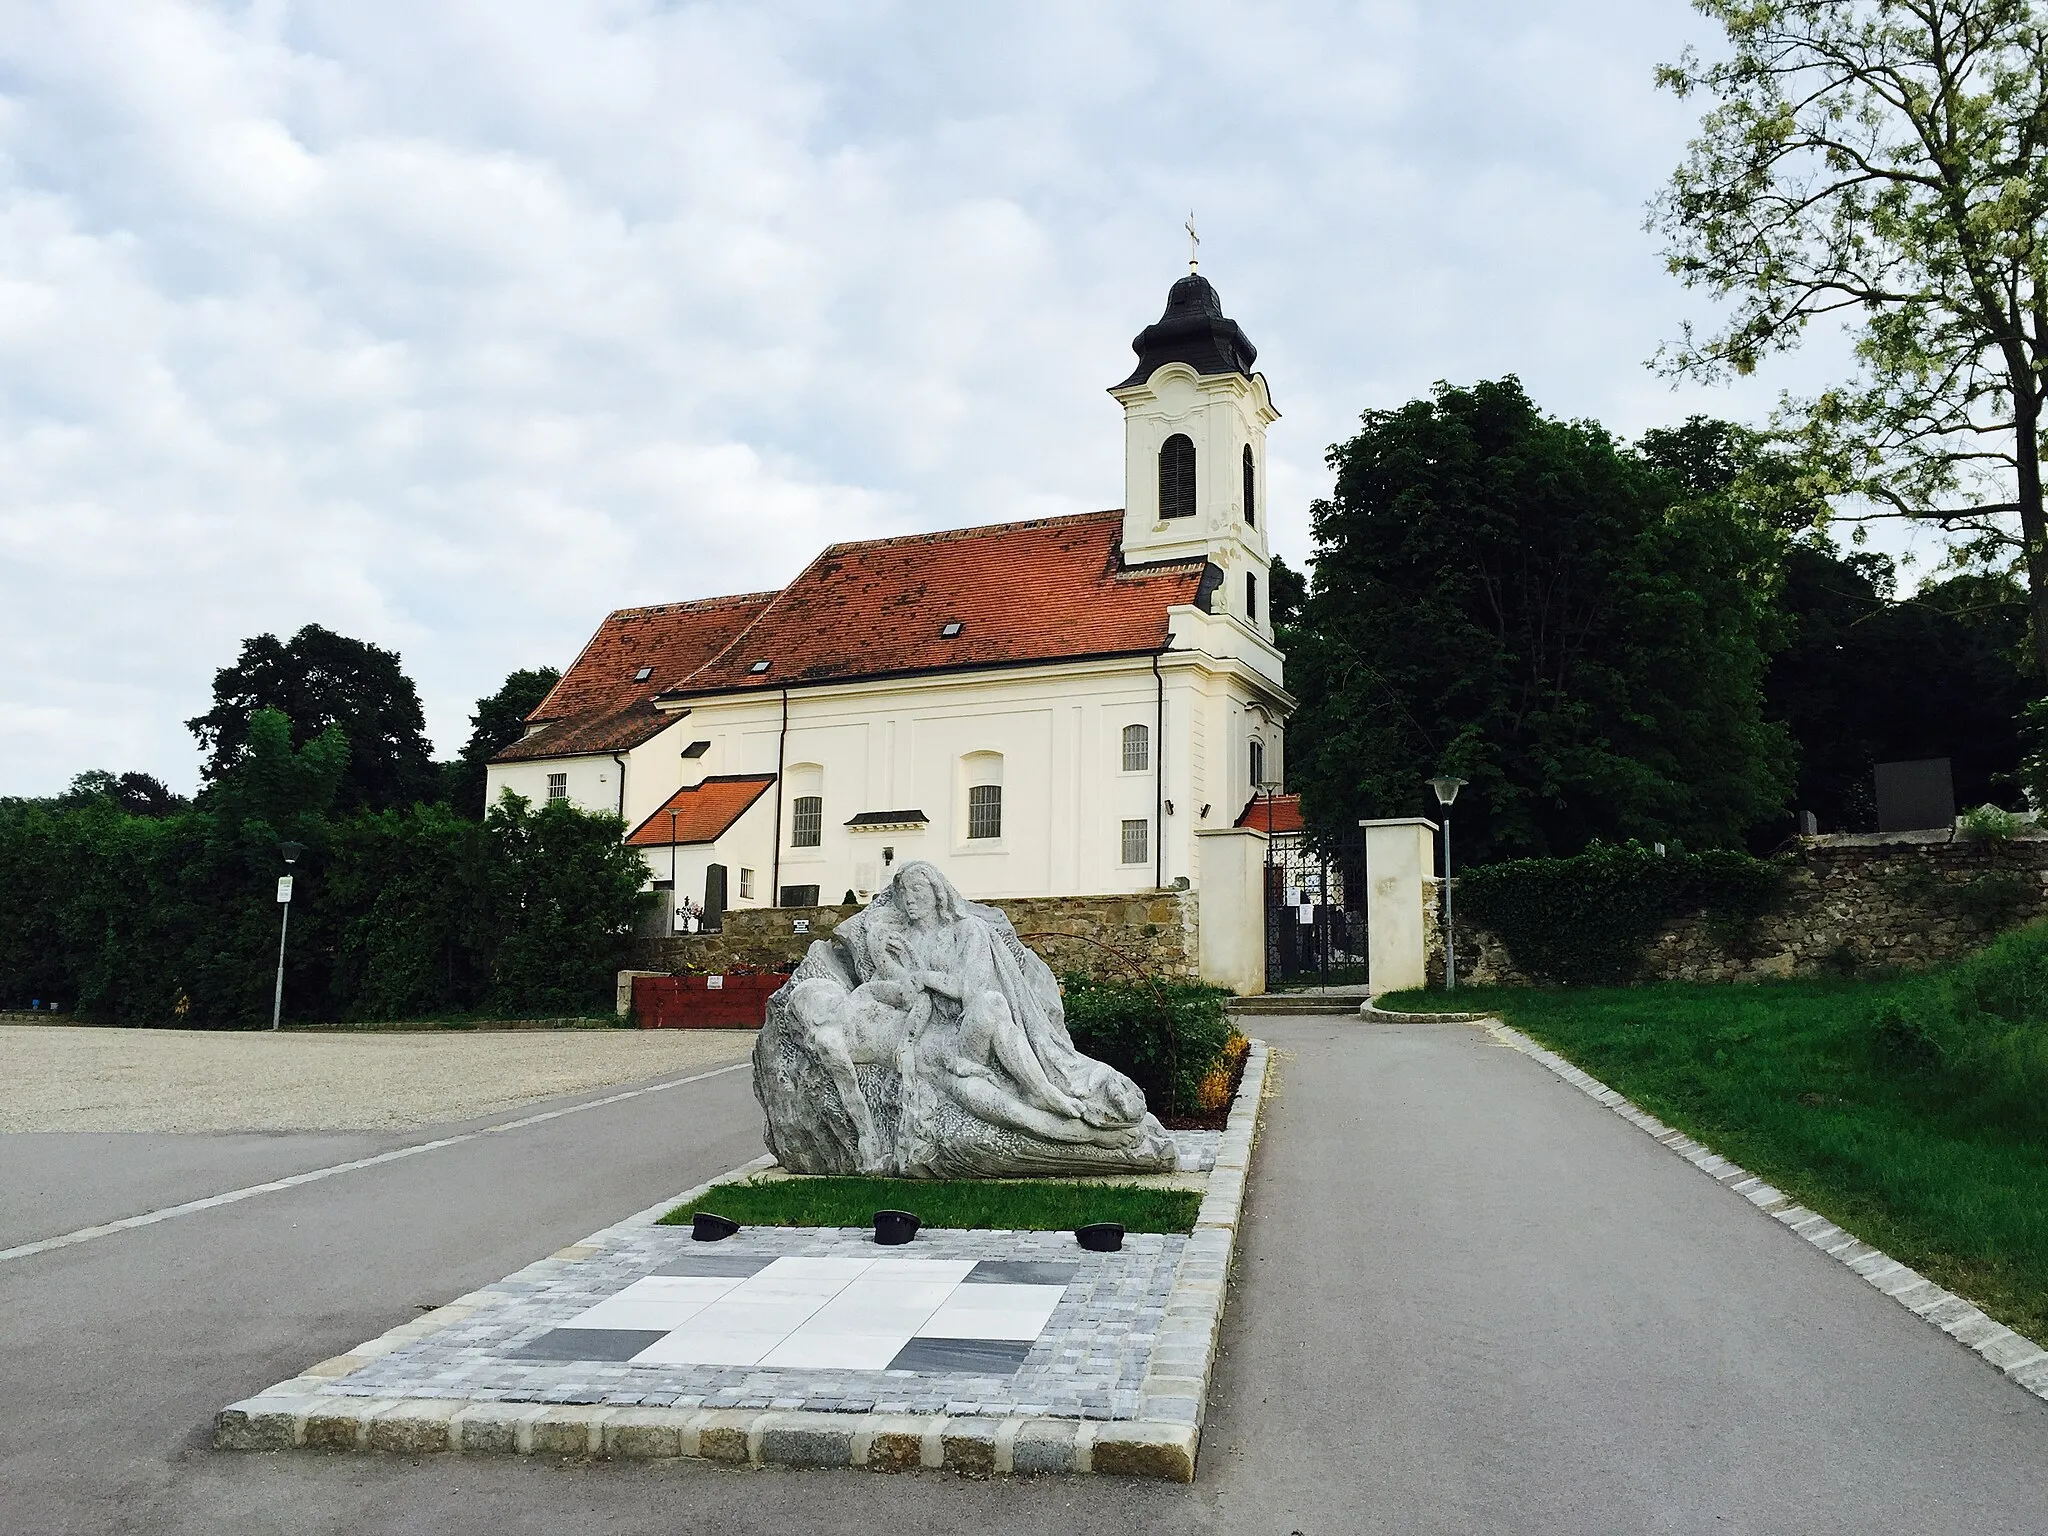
[{"xmin": 487, "ymin": 268, "xmax": 1292, "ymax": 979}]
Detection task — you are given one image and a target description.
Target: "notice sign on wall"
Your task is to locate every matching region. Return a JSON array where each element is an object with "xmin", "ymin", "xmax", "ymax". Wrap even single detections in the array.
[
  {"xmin": 276, "ymin": 875, "xmax": 294, "ymax": 904},
  {"xmin": 705, "ymin": 975, "xmax": 724, "ymax": 990}
]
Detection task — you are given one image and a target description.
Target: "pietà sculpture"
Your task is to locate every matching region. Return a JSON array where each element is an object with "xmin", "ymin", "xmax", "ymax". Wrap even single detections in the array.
[{"xmin": 752, "ymin": 861, "xmax": 1178, "ymax": 1177}]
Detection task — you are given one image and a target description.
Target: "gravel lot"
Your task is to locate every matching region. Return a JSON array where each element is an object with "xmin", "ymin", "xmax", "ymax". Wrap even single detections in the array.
[{"xmin": 0, "ymin": 1026, "xmax": 758, "ymax": 1134}]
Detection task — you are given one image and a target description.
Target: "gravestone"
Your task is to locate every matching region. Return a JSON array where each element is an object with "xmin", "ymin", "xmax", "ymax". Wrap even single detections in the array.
[{"xmin": 1875, "ymin": 758, "xmax": 1954, "ymax": 833}]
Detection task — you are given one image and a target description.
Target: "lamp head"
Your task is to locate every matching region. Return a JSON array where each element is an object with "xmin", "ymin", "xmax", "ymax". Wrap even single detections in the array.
[
  {"xmin": 1427, "ymin": 775, "xmax": 1467, "ymax": 808},
  {"xmin": 278, "ymin": 840, "xmax": 305, "ymax": 866}
]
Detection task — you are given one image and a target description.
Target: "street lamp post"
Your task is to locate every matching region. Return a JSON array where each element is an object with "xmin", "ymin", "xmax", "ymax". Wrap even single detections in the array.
[
  {"xmin": 1426, "ymin": 777, "xmax": 1466, "ymax": 990},
  {"xmin": 271, "ymin": 841, "xmax": 304, "ymax": 1032}
]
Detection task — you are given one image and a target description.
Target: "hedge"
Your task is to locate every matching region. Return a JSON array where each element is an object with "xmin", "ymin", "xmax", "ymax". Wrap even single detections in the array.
[
  {"xmin": 1457, "ymin": 841, "xmax": 1786, "ymax": 985},
  {"xmin": 1060, "ymin": 976, "xmax": 1235, "ymax": 1115},
  {"xmin": 0, "ymin": 790, "xmax": 650, "ymax": 1027}
]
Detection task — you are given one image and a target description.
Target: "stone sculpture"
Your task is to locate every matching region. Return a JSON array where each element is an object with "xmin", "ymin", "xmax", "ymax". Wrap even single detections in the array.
[{"xmin": 752, "ymin": 861, "xmax": 1179, "ymax": 1177}]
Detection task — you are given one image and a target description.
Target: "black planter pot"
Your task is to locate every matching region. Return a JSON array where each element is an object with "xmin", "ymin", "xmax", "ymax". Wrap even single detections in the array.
[
  {"xmin": 1075, "ymin": 1222, "xmax": 1125, "ymax": 1253},
  {"xmin": 872, "ymin": 1210, "xmax": 921, "ymax": 1246},
  {"xmin": 691, "ymin": 1211, "xmax": 740, "ymax": 1242}
]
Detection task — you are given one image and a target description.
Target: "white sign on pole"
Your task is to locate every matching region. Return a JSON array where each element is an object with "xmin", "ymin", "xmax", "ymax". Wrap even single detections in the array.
[{"xmin": 276, "ymin": 875, "xmax": 294, "ymax": 904}]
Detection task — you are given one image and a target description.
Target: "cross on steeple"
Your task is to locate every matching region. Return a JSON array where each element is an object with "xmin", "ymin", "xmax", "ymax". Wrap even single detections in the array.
[{"xmin": 1185, "ymin": 212, "xmax": 1200, "ymax": 272}]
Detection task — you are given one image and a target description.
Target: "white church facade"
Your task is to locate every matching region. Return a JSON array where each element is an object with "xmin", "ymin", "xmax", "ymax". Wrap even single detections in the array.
[{"xmin": 487, "ymin": 269, "xmax": 1293, "ymax": 984}]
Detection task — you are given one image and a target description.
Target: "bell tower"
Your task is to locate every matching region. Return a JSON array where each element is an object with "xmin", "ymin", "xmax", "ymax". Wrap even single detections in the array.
[{"xmin": 1109, "ymin": 264, "xmax": 1277, "ymax": 636}]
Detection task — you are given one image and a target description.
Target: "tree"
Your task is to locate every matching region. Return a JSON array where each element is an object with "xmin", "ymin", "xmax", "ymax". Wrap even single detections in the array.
[
  {"xmin": 188, "ymin": 625, "xmax": 436, "ymax": 812},
  {"xmin": 446, "ymin": 667, "xmax": 562, "ymax": 817},
  {"xmin": 1284, "ymin": 379, "xmax": 1795, "ymax": 864},
  {"xmin": 1653, "ymin": 0, "xmax": 2048, "ymax": 681},
  {"xmin": 52, "ymin": 771, "xmax": 188, "ymax": 818}
]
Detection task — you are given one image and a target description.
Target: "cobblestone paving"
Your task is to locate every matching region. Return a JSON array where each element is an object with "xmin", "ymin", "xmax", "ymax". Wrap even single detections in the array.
[{"xmin": 330, "ymin": 1131, "xmax": 1220, "ymax": 1423}]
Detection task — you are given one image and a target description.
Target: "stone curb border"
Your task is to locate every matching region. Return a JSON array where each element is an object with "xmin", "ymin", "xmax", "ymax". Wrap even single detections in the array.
[
  {"xmin": 1436, "ymin": 1012, "xmax": 2048, "ymax": 1408},
  {"xmin": 1357, "ymin": 1002, "xmax": 1491, "ymax": 1024},
  {"xmin": 213, "ymin": 1042, "xmax": 1271, "ymax": 1481}
]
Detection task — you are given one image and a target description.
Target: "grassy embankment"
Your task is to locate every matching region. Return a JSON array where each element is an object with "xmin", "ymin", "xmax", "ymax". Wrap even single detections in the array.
[
  {"xmin": 662, "ymin": 1176, "xmax": 1200, "ymax": 1234},
  {"xmin": 1383, "ymin": 925, "xmax": 2048, "ymax": 1342}
]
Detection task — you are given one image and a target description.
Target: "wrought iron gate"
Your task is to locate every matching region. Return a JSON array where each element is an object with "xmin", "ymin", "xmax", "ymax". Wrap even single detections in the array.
[{"xmin": 1265, "ymin": 829, "xmax": 1367, "ymax": 987}]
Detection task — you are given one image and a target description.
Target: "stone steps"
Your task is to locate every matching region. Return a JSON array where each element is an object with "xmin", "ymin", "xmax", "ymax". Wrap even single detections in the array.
[{"xmin": 1227, "ymin": 994, "xmax": 1366, "ymax": 1016}]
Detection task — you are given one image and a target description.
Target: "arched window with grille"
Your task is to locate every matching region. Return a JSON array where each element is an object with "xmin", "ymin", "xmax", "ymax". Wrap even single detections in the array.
[
  {"xmin": 1242, "ymin": 444, "xmax": 1256, "ymax": 526},
  {"xmin": 1121, "ymin": 722, "xmax": 1150, "ymax": 772},
  {"xmin": 963, "ymin": 751, "xmax": 1004, "ymax": 841},
  {"xmin": 1158, "ymin": 433, "xmax": 1196, "ymax": 519}
]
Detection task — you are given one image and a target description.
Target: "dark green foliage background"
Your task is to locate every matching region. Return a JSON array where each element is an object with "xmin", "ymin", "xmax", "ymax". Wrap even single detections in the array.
[
  {"xmin": 1059, "ymin": 977, "xmax": 1235, "ymax": 1115},
  {"xmin": 0, "ymin": 710, "xmax": 649, "ymax": 1025},
  {"xmin": 1282, "ymin": 380, "xmax": 1795, "ymax": 863},
  {"xmin": 1459, "ymin": 842, "xmax": 1787, "ymax": 985}
]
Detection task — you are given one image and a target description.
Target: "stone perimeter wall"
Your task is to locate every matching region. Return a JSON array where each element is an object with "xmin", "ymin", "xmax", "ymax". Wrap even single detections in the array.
[
  {"xmin": 629, "ymin": 890, "xmax": 1199, "ymax": 983},
  {"xmin": 1445, "ymin": 831, "xmax": 2048, "ymax": 987}
]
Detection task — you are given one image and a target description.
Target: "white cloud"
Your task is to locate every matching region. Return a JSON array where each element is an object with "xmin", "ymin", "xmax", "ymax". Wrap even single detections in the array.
[{"xmin": 0, "ymin": 0, "xmax": 1861, "ymax": 794}]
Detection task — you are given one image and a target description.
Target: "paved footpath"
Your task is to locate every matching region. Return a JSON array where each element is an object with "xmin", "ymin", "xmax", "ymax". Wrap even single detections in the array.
[{"xmin": 4, "ymin": 1016, "xmax": 2047, "ymax": 1532}]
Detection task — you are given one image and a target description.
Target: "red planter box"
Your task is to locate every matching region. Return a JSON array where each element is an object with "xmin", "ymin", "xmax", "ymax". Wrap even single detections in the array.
[{"xmin": 633, "ymin": 973, "xmax": 783, "ymax": 1029}]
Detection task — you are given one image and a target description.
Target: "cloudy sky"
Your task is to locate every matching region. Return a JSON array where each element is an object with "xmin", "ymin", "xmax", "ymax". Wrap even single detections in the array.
[{"xmin": 1, "ymin": 0, "xmax": 1909, "ymax": 796}]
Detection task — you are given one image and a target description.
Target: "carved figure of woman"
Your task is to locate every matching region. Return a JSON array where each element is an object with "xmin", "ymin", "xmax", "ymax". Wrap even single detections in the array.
[{"xmin": 760, "ymin": 861, "xmax": 1173, "ymax": 1176}]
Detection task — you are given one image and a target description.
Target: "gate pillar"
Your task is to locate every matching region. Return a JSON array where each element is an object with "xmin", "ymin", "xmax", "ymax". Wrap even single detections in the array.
[
  {"xmin": 1194, "ymin": 826, "xmax": 1269, "ymax": 995},
  {"xmin": 1359, "ymin": 818, "xmax": 1438, "ymax": 996}
]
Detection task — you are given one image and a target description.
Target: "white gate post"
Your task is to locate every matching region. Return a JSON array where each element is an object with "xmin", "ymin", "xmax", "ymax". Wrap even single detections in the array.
[{"xmin": 1359, "ymin": 817, "xmax": 1438, "ymax": 996}]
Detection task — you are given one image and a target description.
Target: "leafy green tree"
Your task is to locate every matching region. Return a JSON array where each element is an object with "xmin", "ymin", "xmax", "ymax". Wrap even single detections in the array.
[
  {"xmin": 1653, "ymin": 0, "xmax": 2048, "ymax": 680},
  {"xmin": 445, "ymin": 666, "xmax": 562, "ymax": 817},
  {"xmin": 50, "ymin": 771, "xmax": 189, "ymax": 817},
  {"xmin": 485, "ymin": 792, "xmax": 651, "ymax": 1013},
  {"xmin": 1284, "ymin": 379, "xmax": 1795, "ymax": 863},
  {"xmin": 188, "ymin": 625, "xmax": 436, "ymax": 812}
]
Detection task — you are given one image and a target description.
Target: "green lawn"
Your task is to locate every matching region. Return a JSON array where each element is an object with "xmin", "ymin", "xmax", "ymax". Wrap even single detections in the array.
[
  {"xmin": 660, "ymin": 1176, "xmax": 1200, "ymax": 1234},
  {"xmin": 1380, "ymin": 977, "xmax": 2048, "ymax": 1343}
]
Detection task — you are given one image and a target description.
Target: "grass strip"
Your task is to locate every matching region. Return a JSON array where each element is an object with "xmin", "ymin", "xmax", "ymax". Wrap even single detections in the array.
[
  {"xmin": 661, "ymin": 1176, "xmax": 1200, "ymax": 1234},
  {"xmin": 1381, "ymin": 980, "xmax": 2048, "ymax": 1343}
]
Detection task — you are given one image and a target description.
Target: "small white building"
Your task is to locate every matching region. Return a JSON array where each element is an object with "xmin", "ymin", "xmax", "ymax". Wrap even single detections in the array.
[{"xmin": 488, "ymin": 269, "xmax": 1293, "ymax": 972}]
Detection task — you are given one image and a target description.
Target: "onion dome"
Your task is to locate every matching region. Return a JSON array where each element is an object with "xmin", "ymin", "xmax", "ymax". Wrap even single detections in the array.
[{"xmin": 1114, "ymin": 272, "xmax": 1258, "ymax": 389}]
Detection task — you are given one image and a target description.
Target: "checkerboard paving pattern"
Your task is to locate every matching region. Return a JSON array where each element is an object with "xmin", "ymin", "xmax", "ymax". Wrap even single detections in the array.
[
  {"xmin": 521, "ymin": 1254, "xmax": 1072, "ymax": 1373},
  {"xmin": 329, "ymin": 1223, "xmax": 1188, "ymax": 1419}
]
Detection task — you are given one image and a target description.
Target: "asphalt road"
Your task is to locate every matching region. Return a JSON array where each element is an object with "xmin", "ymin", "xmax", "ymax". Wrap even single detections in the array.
[{"xmin": 3, "ymin": 1017, "xmax": 2045, "ymax": 1534}]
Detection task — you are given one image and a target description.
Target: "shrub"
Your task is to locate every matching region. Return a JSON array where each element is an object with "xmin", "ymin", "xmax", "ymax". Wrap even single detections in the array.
[
  {"xmin": 1060, "ymin": 976, "xmax": 1234, "ymax": 1116},
  {"xmin": 1957, "ymin": 803, "xmax": 2025, "ymax": 843},
  {"xmin": 1458, "ymin": 841, "xmax": 1787, "ymax": 985}
]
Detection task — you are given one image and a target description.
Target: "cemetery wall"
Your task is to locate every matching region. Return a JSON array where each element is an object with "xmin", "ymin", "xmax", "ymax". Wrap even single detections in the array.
[
  {"xmin": 629, "ymin": 889, "xmax": 1200, "ymax": 983},
  {"xmin": 1446, "ymin": 831, "xmax": 2048, "ymax": 986}
]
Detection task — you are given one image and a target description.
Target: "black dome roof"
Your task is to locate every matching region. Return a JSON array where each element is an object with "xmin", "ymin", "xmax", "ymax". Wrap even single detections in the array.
[{"xmin": 1114, "ymin": 271, "xmax": 1258, "ymax": 389}]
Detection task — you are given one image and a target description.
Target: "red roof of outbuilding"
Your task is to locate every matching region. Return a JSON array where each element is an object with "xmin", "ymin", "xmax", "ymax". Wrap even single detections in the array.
[
  {"xmin": 659, "ymin": 510, "xmax": 1205, "ymax": 699},
  {"xmin": 1236, "ymin": 792, "xmax": 1303, "ymax": 834},
  {"xmin": 494, "ymin": 593, "xmax": 775, "ymax": 762},
  {"xmin": 624, "ymin": 774, "xmax": 778, "ymax": 847}
]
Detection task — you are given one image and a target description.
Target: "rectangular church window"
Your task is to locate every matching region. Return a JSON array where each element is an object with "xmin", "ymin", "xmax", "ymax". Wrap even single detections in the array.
[
  {"xmin": 739, "ymin": 868, "xmax": 755, "ymax": 899},
  {"xmin": 546, "ymin": 772, "xmax": 567, "ymax": 802},
  {"xmin": 792, "ymin": 795, "xmax": 823, "ymax": 848},
  {"xmin": 1121, "ymin": 819, "xmax": 1150, "ymax": 866},
  {"xmin": 968, "ymin": 783, "xmax": 1003, "ymax": 840}
]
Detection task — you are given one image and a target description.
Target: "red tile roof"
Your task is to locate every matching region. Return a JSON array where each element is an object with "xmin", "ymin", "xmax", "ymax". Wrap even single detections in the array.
[
  {"xmin": 658, "ymin": 510, "xmax": 1205, "ymax": 699},
  {"xmin": 624, "ymin": 775, "xmax": 777, "ymax": 847},
  {"xmin": 1236, "ymin": 792, "xmax": 1303, "ymax": 834},
  {"xmin": 494, "ymin": 593, "xmax": 775, "ymax": 762}
]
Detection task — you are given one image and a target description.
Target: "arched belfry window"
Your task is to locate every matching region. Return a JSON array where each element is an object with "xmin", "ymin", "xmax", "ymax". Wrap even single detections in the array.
[
  {"xmin": 1158, "ymin": 434, "xmax": 1196, "ymax": 520},
  {"xmin": 1242, "ymin": 444, "xmax": 1256, "ymax": 527}
]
